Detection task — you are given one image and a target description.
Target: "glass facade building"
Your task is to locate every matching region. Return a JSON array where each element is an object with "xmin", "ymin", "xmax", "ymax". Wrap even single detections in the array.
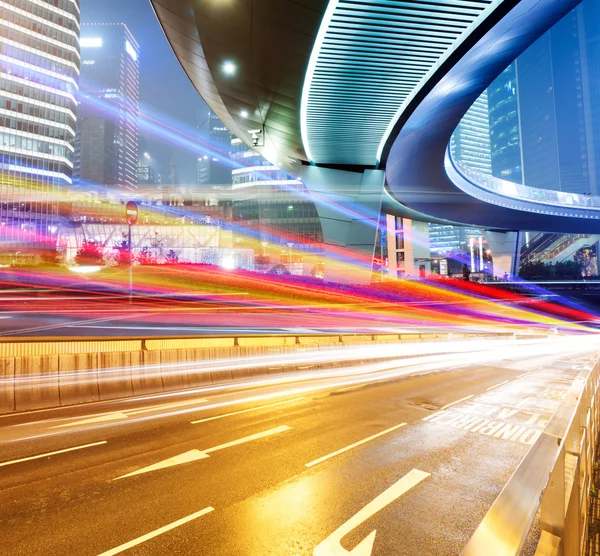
[
  {"xmin": 431, "ymin": 93, "xmax": 490, "ymax": 257},
  {"xmin": 0, "ymin": 0, "xmax": 80, "ymax": 253},
  {"xmin": 517, "ymin": 9, "xmax": 591, "ymax": 194},
  {"xmin": 197, "ymin": 110, "xmax": 232, "ymax": 185},
  {"xmin": 230, "ymin": 137, "xmax": 323, "ymax": 264},
  {"xmin": 75, "ymin": 23, "xmax": 139, "ymax": 189},
  {"xmin": 488, "ymin": 63, "xmax": 523, "ymax": 185},
  {"xmin": 450, "ymin": 91, "xmax": 492, "ymax": 176}
]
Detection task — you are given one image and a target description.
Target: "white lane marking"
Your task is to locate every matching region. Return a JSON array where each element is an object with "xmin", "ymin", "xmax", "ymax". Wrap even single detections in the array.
[
  {"xmin": 422, "ymin": 395, "xmax": 476, "ymax": 421},
  {"xmin": 439, "ymin": 395, "xmax": 474, "ymax": 411},
  {"xmin": 115, "ymin": 450, "xmax": 209, "ymax": 479},
  {"xmin": 517, "ymin": 372, "xmax": 531, "ymax": 379},
  {"xmin": 53, "ymin": 413, "xmax": 129, "ymax": 428},
  {"xmin": 203, "ymin": 424, "xmax": 291, "ymax": 454},
  {"xmin": 0, "ymin": 441, "xmax": 107, "ymax": 468},
  {"xmin": 191, "ymin": 397, "xmax": 306, "ymax": 424},
  {"xmin": 313, "ymin": 469, "xmax": 430, "ymax": 555},
  {"xmin": 115, "ymin": 425, "xmax": 291, "ymax": 480},
  {"xmin": 306, "ymin": 423, "xmax": 406, "ymax": 468},
  {"xmin": 486, "ymin": 380, "xmax": 510, "ymax": 391},
  {"xmin": 97, "ymin": 506, "xmax": 214, "ymax": 556}
]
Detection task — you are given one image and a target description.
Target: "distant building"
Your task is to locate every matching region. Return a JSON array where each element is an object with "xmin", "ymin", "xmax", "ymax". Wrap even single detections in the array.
[
  {"xmin": 0, "ymin": 0, "xmax": 80, "ymax": 256},
  {"xmin": 197, "ymin": 110, "xmax": 232, "ymax": 185},
  {"xmin": 430, "ymin": 94, "xmax": 489, "ymax": 260},
  {"xmin": 488, "ymin": 63, "xmax": 523, "ymax": 185},
  {"xmin": 231, "ymin": 138, "xmax": 301, "ymax": 190},
  {"xmin": 517, "ymin": 9, "xmax": 591, "ymax": 194},
  {"xmin": 450, "ymin": 91, "xmax": 492, "ymax": 175},
  {"xmin": 230, "ymin": 138, "xmax": 322, "ymax": 271},
  {"xmin": 138, "ymin": 163, "xmax": 161, "ymax": 187},
  {"xmin": 75, "ymin": 24, "xmax": 139, "ymax": 189}
]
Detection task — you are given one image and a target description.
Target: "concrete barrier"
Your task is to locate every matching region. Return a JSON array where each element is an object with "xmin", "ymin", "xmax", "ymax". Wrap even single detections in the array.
[
  {"xmin": 58, "ymin": 353, "xmax": 100, "ymax": 406},
  {"xmin": 0, "ymin": 357, "xmax": 15, "ymax": 413},
  {"xmin": 133, "ymin": 351, "xmax": 163, "ymax": 396},
  {"xmin": 14, "ymin": 355, "xmax": 60, "ymax": 411},
  {"xmin": 98, "ymin": 352, "xmax": 134, "ymax": 401},
  {"xmin": 0, "ymin": 331, "xmax": 520, "ymax": 414},
  {"xmin": 0, "ymin": 340, "xmax": 142, "ymax": 358},
  {"xmin": 160, "ymin": 349, "xmax": 190, "ymax": 391}
]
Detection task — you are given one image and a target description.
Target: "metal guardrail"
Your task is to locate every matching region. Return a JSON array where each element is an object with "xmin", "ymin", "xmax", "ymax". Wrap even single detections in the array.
[{"xmin": 462, "ymin": 354, "xmax": 600, "ymax": 556}]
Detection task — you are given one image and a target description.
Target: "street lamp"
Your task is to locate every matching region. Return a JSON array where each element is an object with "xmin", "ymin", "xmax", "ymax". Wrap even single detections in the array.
[
  {"xmin": 287, "ymin": 242, "xmax": 294, "ymax": 273},
  {"xmin": 126, "ymin": 200, "xmax": 138, "ymax": 303}
]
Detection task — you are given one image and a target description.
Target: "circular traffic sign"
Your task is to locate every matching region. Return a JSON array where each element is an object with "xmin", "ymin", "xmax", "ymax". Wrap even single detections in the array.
[{"xmin": 126, "ymin": 200, "xmax": 138, "ymax": 225}]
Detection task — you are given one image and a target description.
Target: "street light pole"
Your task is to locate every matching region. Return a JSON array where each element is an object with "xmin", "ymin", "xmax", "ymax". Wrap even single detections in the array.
[
  {"xmin": 128, "ymin": 223, "xmax": 133, "ymax": 304},
  {"xmin": 126, "ymin": 201, "xmax": 138, "ymax": 304},
  {"xmin": 287, "ymin": 242, "xmax": 294, "ymax": 274}
]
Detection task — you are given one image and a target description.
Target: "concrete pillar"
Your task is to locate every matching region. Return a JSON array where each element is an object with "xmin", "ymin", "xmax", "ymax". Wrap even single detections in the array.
[
  {"xmin": 299, "ymin": 166, "xmax": 385, "ymax": 284},
  {"xmin": 485, "ymin": 231, "xmax": 520, "ymax": 278}
]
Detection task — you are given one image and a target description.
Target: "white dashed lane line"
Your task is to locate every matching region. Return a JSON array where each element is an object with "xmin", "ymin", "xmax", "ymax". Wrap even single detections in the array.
[
  {"xmin": 97, "ymin": 507, "xmax": 215, "ymax": 556},
  {"xmin": 0, "ymin": 441, "xmax": 107, "ymax": 468}
]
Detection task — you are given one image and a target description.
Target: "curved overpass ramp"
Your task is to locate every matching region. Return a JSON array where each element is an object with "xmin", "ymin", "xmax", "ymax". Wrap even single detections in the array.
[{"xmin": 151, "ymin": 0, "xmax": 587, "ymax": 232}]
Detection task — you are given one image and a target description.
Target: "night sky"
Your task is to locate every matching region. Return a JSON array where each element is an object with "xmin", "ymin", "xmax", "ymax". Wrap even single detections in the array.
[{"xmin": 81, "ymin": 0, "xmax": 210, "ymax": 185}]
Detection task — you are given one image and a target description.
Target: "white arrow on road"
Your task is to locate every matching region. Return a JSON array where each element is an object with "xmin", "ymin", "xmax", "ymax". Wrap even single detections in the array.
[
  {"xmin": 52, "ymin": 398, "xmax": 209, "ymax": 428},
  {"xmin": 314, "ymin": 469, "xmax": 431, "ymax": 556},
  {"xmin": 115, "ymin": 425, "xmax": 292, "ymax": 479}
]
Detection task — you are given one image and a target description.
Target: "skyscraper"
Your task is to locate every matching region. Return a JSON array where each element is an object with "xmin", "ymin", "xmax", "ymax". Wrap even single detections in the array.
[
  {"xmin": 450, "ymin": 91, "xmax": 492, "ymax": 176},
  {"xmin": 488, "ymin": 63, "xmax": 523, "ymax": 185},
  {"xmin": 197, "ymin": 110, "xmax": 232, "ymax": 185},
  {"xmin": 75, "ymin": 23, "xmax": 139, "ymax": 189},
  {"xmin": 430, "ymin": 92, "xmax": 490, "ymax": 258},
  {"xmin": 517, "ymin": 9, "xmax": 591, "ymax": 194},
  {"xmin": 0, "ymin": 0, "xmax": 80, "ymax": 255}
]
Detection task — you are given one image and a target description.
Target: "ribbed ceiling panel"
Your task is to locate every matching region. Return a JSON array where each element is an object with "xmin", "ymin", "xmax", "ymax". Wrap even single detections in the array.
[{"xmin": 304, "ymin": 0, "xmax": 495, "ymax": 166}]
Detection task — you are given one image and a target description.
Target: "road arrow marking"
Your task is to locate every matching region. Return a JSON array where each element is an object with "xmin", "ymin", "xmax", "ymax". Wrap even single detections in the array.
[
  {"xmin": 191, "ymin": 397, "xmax": 306, "ymax": 424},
  {"xmin": 97, "ymin": 506, "xmax": 214, "ymax": 556},
  {"xmin": 114, "ymin": 425, "xmax": 291, "ymax": 480},
  {"xmin": 313, "ymin": 469, "xmax": 431, "ymax": 556},
  {"xmin": 203, "ymin": 424, "xmax": 292, "ymax": 454},
  {"xmin": 115, "ymin": 450, "xmax": 209, "ymax": 479},
  {"xmin": 53, "ymin": 413, "xmax": 128, "ymax": 428},
  {"xmin": 125, "ymin": 398, "xmax": 208, "ymax": 416},
  {"xmin": 53, "ymin": 399, "xmax": 208, "ymax": 428}
]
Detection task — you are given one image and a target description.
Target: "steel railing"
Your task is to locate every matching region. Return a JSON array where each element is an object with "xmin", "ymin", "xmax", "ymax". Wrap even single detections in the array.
[{"xmin": 462, "ymin": 353, "xmax": 600, "ymax": 556}]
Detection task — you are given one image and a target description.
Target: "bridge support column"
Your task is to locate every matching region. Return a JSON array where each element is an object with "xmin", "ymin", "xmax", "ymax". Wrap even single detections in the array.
[
  {"xmin": 299, "ymin": 166, "xmax": 385, "ymax": 284},
  {"xmin": 485, "ymin": 231, "xmax": 521, "ymax": 279}
]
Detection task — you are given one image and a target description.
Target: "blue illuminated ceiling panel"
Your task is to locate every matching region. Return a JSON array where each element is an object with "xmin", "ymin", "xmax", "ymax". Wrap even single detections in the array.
[{"xmin": 302, "ymin": 0, "xmax": 495, "ymax": 166}]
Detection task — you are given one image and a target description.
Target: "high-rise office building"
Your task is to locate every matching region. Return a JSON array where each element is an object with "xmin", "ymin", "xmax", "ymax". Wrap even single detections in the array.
[
  {"xmin": 517, "ymin": 9, "xmax": 591, "ymax": 194},
  {"xmin": 486, "ymin": 2, "xmax": 600, "ymax": 195},
  {"xmin": 430, "ymin": 93, "xmax": 489, "ymax": 257},
  {"xmin": 197, "ymin": 110, "xmax": 232, "ymax": 185},
  {"xmin": 230, "ymin": 137, "xmax": 323, "ymax": 260},
  {"xmin": 450, "ymin": 91, "xmax": 492, "ymax": 176},
  {"xmin": 0, "ymin": 0, "xmax": 80, "ymax": 255},
  {"xmin": 488, "ymin": 63, "xmax": 523, "ymax": 185},
  {"xmin": 75, "ymin": 23, "xmax": 139, "ymax": 189}
]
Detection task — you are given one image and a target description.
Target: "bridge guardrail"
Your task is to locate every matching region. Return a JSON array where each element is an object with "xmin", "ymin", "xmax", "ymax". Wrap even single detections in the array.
[{"xmin": 462, "ymin": 353, "xmax": 600, "ymax": 556}]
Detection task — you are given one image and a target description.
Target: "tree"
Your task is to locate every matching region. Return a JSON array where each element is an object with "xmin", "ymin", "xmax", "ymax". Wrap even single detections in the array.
[
  {"xmin": 75, "ymin": 240, "xmax": 104, "ymax": 266},
  {"xmin": 165, "ymin": 250, "xmax": 179, "ymax": 264},
  {"xmin": 136, "ymin": 245, "xmax": 156, "ymax": 266},
  {"xmin": 113, "ymin": 234, "xmax": 130, "ymax": 267},
  {"xmin": 574, "ymin": 246, "xmax": 596, "ymax": 277}
]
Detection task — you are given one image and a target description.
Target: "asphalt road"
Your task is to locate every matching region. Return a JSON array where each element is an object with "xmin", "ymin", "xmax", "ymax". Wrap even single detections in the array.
[{"xmin": 1, "ymin": 338, "xmax": 598, "ymax": 555}]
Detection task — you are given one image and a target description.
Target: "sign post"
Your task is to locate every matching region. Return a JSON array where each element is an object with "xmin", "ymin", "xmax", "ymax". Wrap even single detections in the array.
[{"xmin": 126, "ymin": 201, "xmax": 138, "ymax": 303}]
